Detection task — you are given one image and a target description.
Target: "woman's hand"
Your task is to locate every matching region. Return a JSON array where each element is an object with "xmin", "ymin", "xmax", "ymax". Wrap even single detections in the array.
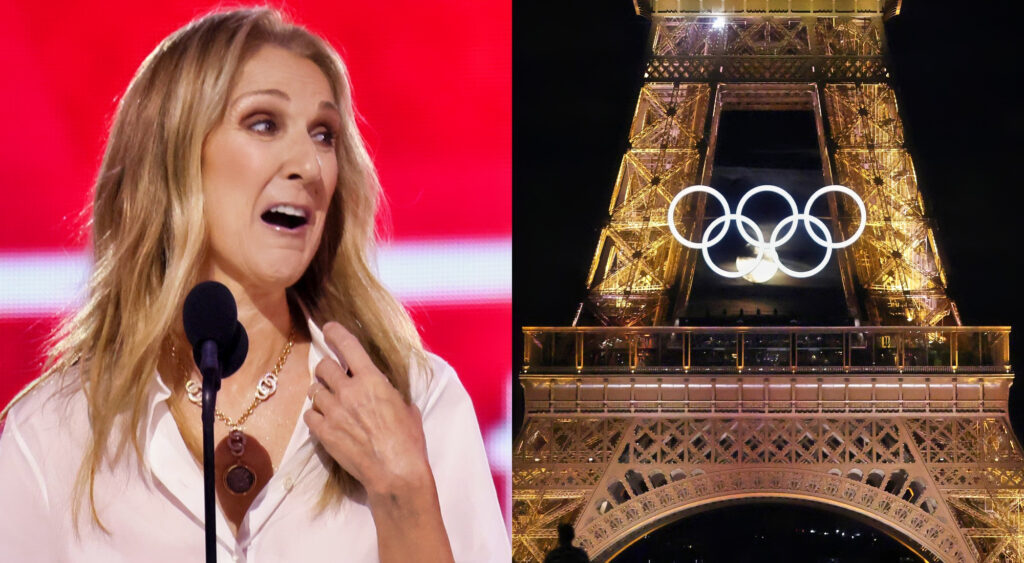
[
  {"xmin": 303, "ymin": 322, "xmax": 454, "ymax": 562},
  {"xmin": 303, "ymin": 321, "xmax": 431, "ymax": 497}
]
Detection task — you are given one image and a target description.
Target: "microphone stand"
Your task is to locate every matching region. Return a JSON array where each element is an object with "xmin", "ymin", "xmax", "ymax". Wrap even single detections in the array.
[{"xmin": 199, "ymin": 340, "xmax": 222, "ymax": 563}]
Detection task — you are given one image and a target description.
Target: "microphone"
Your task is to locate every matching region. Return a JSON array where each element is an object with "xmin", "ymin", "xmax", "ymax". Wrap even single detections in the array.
[
  {"xmin": 182, "ymin": 281, "xmax": 248, "ymax": 380},
  {"xmin": 182, "ymin": 281, "xmax": 248, "ymax": 563}
]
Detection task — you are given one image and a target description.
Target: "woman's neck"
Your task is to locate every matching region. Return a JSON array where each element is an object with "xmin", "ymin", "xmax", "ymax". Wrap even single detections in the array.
[{"xmin": 207, "ymin": 276, "xmax": 298, "ymax": 391}]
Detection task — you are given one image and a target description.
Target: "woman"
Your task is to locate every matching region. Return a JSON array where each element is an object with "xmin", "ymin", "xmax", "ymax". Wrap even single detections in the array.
[{"xmin": 0, "ymin": 8, "xmax": 508, "ymax": 561}]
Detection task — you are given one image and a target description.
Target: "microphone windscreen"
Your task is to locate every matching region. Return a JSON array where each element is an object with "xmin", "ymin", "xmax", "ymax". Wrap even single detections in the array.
[
  {"xmin": 182, "ymin": 281, "xmax": 248, "ymax": 378},
  {"xmin": 183, "ymin": 281, "xmax": 238, "ymax": 348},
  {"xmin": 224, "ymin": 324, "xmax": 248, "ymax": 377}
]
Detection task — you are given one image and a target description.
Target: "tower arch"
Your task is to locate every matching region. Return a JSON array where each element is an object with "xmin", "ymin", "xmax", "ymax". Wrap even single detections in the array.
[{"xmin": 573, "ymin": 467, "xmax": 963, "ymax": 562}]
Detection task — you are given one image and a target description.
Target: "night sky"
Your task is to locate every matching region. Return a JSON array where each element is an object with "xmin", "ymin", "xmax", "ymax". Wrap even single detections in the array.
[
  {"xmin": 612, "ymin": 502, "xmax": 921, "ymax": 562},
  {"xmin": 514, "ymin": 0, "xmax": 1022, "ymax": 558}
]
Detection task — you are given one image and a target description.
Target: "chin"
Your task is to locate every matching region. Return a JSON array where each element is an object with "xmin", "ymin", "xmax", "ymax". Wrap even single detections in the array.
[
  {"xmin": 263, "ymin": 268, "xmax": 309, "ymax": 290},
  {"xmin": 251, "ymin": 258, "xmax": 313, "ymax": 291},
  {"xmin": 265, "ymin": 273, "xmax": 306, "ymax": 290}
]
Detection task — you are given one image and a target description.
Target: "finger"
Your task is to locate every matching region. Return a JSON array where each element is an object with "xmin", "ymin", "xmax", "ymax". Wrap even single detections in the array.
[
  {"xmin": 315, "ymin": 357, "xmax": 350, "ymax": 393},
  {"xmin": 303, "ymin": 408, "xmax": 325, "ymax": 435},
  {"xmin": 307, "ymin": 382, "xmax": 323, "ymax": 412},
  {"xmin": 322, "ymin": 322, "xmax": 384, "ymax": 380},
  {"xmin": 307, "ymin": 381, "xmax": 339, "ymax": 414}
]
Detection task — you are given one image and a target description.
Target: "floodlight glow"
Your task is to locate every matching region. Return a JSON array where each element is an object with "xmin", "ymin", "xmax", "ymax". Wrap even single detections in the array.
[
  {"xmin": 702, "ymin": 213, "xmax": 764, "ymax": 278},
  {"xmin": 713, "ymin": 16, "xmax": 726, "ymax": 30},
  {"xmin": 666, "ymin": 184, "xmax": 865, "ymax": 281},
  {"xmin": 737, "ymin": 247, "xmax": 779, "ymax": 283}
]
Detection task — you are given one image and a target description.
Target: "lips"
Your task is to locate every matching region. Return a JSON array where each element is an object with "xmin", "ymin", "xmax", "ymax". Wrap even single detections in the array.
[{"xmin": 260, "ymin": 204, "xmax": 310, "ymax": 230}]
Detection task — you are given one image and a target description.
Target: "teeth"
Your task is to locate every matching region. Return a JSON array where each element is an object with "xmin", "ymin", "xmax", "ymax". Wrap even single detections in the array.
[{"xmin": 268, "ymin": 204, "xmax": 307, "ymax": 219}]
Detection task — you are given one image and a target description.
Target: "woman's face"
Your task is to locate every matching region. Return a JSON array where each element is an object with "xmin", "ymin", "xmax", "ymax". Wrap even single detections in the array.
[{"xmin": 200, "ymin": 45, "xmax": 340, "ymax": 294}]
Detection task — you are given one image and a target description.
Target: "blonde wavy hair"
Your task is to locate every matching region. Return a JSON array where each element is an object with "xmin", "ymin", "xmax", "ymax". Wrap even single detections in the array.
[{"xmin": 1, "ymin": 7, "xmax": 427, "ymax": 533}]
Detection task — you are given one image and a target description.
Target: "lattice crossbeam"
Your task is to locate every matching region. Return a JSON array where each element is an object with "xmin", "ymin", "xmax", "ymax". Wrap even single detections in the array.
[
  {"xmin": 513, "ymin": 496, "xmax": 587, "ymax": 563},
  {"xmin": 514, "ymin": 410, "xmax": 1024, "ymax": 562},
  {"xmin": 946, "ymin": 494, "xmax": 1024, "ymax": 562},
  {"xmin": 585, "ymin": 84, "xmax": 710, "ymax": 325},
  {"xmin": 907, "ymin": 418, "xmax": 1024, "ymax": 465},
  {"xmin": 824, "ymin": 84, "xmax": 956, "ymax": 325}
]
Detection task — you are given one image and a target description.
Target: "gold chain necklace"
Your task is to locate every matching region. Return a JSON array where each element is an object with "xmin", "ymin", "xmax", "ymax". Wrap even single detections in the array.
[{"xmin": 171, "ymin": 329, "xmax": 295, "ymax": 495}]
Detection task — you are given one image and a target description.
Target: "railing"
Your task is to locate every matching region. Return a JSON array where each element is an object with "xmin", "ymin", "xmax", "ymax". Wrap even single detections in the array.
[
  {"xmin": 522, "ymin": 326, "xmax": 1011, "ymax": 375},
  {"xmin": 646, "ymin": 55, "xmax": 886, "ymax": 82},
  {"xmin": 646, "ymin": 0, "xmax": 886, "ymax": 15}
]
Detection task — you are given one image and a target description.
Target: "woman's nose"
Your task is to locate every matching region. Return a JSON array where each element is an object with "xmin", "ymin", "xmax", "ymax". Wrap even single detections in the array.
[{"xmin": 283, "ymin": 132, "xmax": 322, "ymax": 183}]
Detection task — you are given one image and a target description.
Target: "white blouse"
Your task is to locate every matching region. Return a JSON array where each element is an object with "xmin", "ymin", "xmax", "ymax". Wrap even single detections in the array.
[{"xmin": 0, "ymin": 318, "xmax": 509, "ymax": 562}]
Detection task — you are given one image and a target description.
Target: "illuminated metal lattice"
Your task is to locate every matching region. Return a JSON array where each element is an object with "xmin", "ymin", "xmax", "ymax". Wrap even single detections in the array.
[
  {"xmin": 586, "ymin": 83, "xmax": 710, "ymax": 325},
  {"xmin": 514, "ymin": 388, "xmax": 1024, "ymax": 562},
  {"xmin": 584, "ymin": 4, "xmax": 956, "ymax": 327},
  {"xmin": 585, "ymin": 10, "xmax": 956, "ymax": 326},
  {"xmin": 824, "ymin": 83, "xmax": 959, "ymax": 325}
]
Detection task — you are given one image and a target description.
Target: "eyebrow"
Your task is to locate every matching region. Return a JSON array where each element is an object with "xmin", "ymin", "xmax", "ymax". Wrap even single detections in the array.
[{"xmin": 231, "ymin": 88, "xmax": 341, "ymax": 114}]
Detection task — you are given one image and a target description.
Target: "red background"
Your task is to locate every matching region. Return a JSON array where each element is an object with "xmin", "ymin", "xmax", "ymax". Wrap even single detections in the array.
[{"xmin": 0, "ymin": 1, "xmax": 511, "ymax": 528}]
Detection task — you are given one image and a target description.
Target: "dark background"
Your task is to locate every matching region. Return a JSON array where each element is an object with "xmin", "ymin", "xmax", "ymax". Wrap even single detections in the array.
[
  {"xmin": 611, "ymin": 501, "xmax": 922, "ymax": 562},
  {"xmin": 513, "ymin": 1, "xmax": 1024, "ymax": 441}
]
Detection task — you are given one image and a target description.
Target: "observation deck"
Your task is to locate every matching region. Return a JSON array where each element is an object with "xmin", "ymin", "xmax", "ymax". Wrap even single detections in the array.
[
  {"xmin": 522, "ymin": 326, "xmax": 1011, "ymax": 415},
  {"xmin": 636, "ymin": 0, "xmax": 890, "ymax": 16}
]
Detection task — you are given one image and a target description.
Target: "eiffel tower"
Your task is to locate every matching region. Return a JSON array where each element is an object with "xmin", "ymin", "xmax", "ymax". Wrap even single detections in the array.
[{"xmin": 513, "ymin": 2, "xmax": 1023, "ymax": 561}]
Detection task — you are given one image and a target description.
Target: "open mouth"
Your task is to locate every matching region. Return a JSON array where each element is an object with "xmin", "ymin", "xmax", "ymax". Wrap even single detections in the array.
[{"xmin": 261, "ymin": 204, "xmax": 309, "ymax": 230}]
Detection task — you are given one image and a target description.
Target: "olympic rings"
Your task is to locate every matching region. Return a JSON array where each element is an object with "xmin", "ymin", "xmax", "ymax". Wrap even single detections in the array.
[
  {"xmin": 771, "ymin": 213, "xmax": 832, "ymax": 278},
  {"xmin": 703, "ymin": 213, "xmax": 764, "ymax": 279},
  {"xmin": 804, "ymin": 185, "xmax": 867, "ymax": 249},
  {"xmin": 666, "ymin": 184, "xmax": 865, "ymax": 280},
  {"xmin": 736, "ymin": 185, "xmax": 799, "ymax": 249},
  {"xmin": 667, "ymin": 186, "xmax": 730, "ymax": 249}
]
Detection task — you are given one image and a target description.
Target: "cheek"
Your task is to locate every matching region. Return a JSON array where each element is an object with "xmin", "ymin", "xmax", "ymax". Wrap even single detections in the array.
[
  {"xmin": 201, "ymin": 179, "xmax": 248, "ymax": 246},
  {"xmin": 316, "ymin": 157, "xmax": 340, "ymax": 222},
  {"xmin": 201, "ymin": 132, "xmax": 266, "ymax": 228},
  {"xmin": 323, "ymin": 155, "xmax": 340, "ymax": 201}
]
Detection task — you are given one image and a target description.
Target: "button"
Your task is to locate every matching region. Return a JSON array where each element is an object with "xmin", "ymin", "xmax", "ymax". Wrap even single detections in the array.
[{"xmin": 284, "ymin": 475, "xmax": 295, "ymax": 490}]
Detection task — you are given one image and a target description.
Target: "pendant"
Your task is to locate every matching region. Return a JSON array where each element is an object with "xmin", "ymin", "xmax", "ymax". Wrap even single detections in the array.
[
  {"xmin": 224, "ymin": 429, "xmax": 255, "ymax": 494},
  {"xmin": 225, "ymin": 463, "xmax": 256, "ymax": 494},
  {"xmin": 227, "ymin": 429, "xmax": 247, "ymax": 456}
]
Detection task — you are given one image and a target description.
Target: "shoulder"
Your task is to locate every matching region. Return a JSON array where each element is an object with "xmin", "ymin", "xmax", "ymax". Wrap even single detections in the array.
[
  {"xmin": 407, "ymin": 351, "xmax": 489, "ymax": 469},
  {"xmin": 4, "ymin": 373, "xmax": 88, "ymax": 444},
  {"xmin": 408, "ymin": 353, "xmax": 510, "ymax": 558},
  {"xmin": 407, "ymin": 352, "xmax": 474, "ymax": 419},
  {"xmin": 1, "ymin": 373, "xmax": 90, "ymax": 497},
  {"xmin": 406, "ymin": 351, "xmax": 489, "ymax": 447}
]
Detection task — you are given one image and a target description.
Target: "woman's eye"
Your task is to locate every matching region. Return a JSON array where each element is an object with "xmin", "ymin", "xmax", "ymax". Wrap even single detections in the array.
[
  {"xmin": 248, "ymin": 118, "xmax": 277, "ymax": 134},
  {"xmin": 313, "ymin": 128, "xmax": 337, "ymax": 147}
]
